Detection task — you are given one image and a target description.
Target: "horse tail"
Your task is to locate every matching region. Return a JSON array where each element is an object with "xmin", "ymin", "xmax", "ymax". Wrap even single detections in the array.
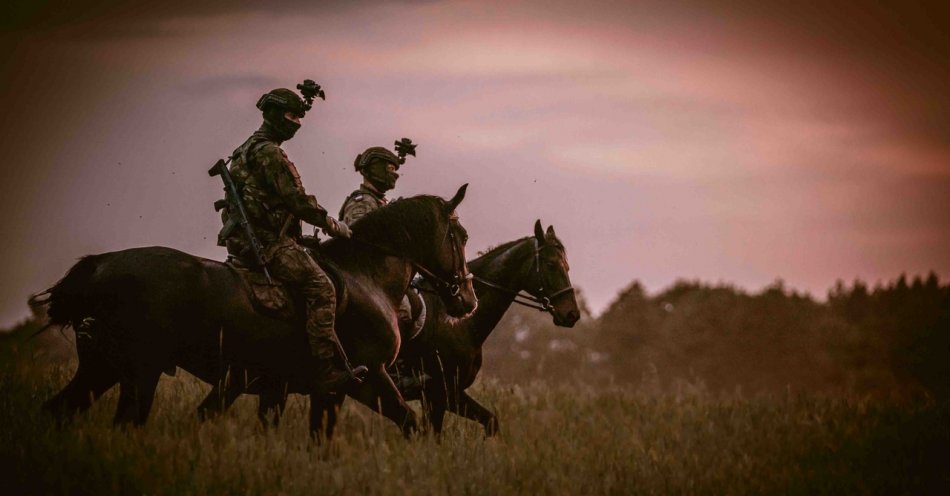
[{"xmin": 32, "ymin": 255, "xmax": 104, "ymax": 331}]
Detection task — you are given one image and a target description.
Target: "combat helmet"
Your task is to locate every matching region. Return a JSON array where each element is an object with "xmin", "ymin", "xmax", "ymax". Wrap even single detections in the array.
[
  {"xmin": 256, "ymin": 80, "xmax": 325, "ymax": 141},
  {"xmin": 256, "ymin": 88, "xmax": 309, "ymax": 118}
]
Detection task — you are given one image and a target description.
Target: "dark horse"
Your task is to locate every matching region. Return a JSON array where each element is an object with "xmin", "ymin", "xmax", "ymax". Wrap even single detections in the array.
[
  {"xmin": 392, "ymin": 220, "xmax": 578, "ymax": 436},
  {"xmin": 35, "ymin": 186, "xmax": 477, "ymax": 438},
  {"xmin": 252, "ymin": 219, "xmax": 579, "ymax": 436}
]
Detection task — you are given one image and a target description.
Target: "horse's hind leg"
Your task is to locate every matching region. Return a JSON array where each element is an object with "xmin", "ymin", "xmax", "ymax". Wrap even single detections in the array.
[
  {"xmin": 326, "ymin": 395, "xmax": 345, "ymax": 439},
  {"xmin": 308, "ymin": 393, "xmax": 344, "ymax": 442},
  {"xmin": 258, "ymin": 382, "xmax": 289, "ymax": 427},
  {"xmin": 44, "ymin": 345, "xmax": 119, "ymax": 421},
  {"xmin": 113, "ymin": 369, "xmax": 161, "ymax": 426},
  {"xmin": 197, "ymin": 383, "xmax": 243, "ymax": 422}
]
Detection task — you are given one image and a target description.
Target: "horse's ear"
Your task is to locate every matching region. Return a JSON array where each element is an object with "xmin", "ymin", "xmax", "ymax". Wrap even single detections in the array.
[
  {"xmin": 446, "ymin": 183, "xmax": 468, "ymax": 212},
  {"xmin": 546, "ymin": 225, "xmax": 557, "ymax": 240},
  {"xmin": 534, "ymin": 219, "xmax": 545, "ymax": 243}
]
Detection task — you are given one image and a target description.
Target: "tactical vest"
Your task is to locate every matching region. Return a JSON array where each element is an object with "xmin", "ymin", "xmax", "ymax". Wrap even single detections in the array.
[{"xmin": 217, "ymin": 132, "xmax": 302, "ymax": 257}]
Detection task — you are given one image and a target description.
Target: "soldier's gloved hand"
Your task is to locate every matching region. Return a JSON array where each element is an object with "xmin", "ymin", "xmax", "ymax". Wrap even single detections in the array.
[{"xmin": 324, "ymin": 217, "xmax": 352, "ymax": 239}]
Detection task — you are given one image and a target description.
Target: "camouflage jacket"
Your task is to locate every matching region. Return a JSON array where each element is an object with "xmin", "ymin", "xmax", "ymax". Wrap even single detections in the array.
[
  {"xmin": 339, "ymin": 183, "xmax": 388, "ymax": 225},
  {"xmin": 220, "ymin": 126, "xmax": 331, "ymax": 257}
]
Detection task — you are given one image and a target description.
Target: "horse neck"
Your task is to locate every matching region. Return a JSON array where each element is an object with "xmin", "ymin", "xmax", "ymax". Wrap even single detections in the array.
[
  {"xmin": 355, "ymin": 204, "xmax": 434, "ymax": 269},
  {"xmin": 328, "ymin": 240, "xmax": 415, "ymax": 304},
  {"xmin": 469, "ymin": 238, "xmax": 535, "ymax": 346}
]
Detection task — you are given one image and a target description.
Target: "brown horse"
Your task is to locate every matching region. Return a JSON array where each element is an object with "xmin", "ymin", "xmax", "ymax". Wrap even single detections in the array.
[
  {"xmin": 35, "ymin": 186, "xmax": 477, "ymax": 438},
  {"xmin": 252, "ymin": 220, "xmax": 578, "ymax": 436}
]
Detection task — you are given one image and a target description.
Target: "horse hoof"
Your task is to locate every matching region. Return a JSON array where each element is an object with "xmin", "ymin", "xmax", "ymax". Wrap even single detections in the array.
[{"xmin": 402, "ymin": 415, "xmax": 420, "ymax": 439}]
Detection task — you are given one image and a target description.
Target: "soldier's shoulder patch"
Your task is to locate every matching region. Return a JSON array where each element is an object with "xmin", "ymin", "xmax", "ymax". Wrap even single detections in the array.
[{"xmin": 352, "ymin": 194, "xmax": 364, "ymax": 202}]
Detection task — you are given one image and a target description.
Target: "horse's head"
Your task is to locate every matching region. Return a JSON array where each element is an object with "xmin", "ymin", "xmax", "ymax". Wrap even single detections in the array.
[
  {"xmin": 426, "ymin": 184, "xmax": 478, "ymax": 317},
  {"xmin": 351, "ymin": 184, "xmax": 477, "ymax": 317},
  {"xmin": 529, "ymin": 220, "xmax": 580, "ymax": 327}
]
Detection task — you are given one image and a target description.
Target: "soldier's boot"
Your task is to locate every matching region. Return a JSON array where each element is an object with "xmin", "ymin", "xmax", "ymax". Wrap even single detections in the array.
[
  {"xmin": 308, "ymin": 300, "xmax": 366, "ymax": 394},
  {"xmin": 313, "ymin": 355, "xmax": 362, "ymax": 394}
]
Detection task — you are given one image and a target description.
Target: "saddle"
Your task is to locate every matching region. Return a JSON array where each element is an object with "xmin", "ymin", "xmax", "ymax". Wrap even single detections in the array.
[
  {"xmin": 227, "ymin": 256, "xmax": 349, "ymax": 321},
  {"xmin": 399, "ymin": 286, "xmax": 427, "ymax": 340},
  {"xmin": 228, "ymin": 256, "xmax": 425, "ymax": 337}
]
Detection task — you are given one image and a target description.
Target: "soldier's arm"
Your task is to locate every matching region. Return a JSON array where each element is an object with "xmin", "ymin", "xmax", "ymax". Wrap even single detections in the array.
[{"xmin": 258, "ymin": 145, "xmax": 331, "ymax": 228}]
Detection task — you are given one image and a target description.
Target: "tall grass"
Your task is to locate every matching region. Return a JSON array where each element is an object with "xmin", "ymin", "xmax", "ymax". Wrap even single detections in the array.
[{"xmin": 1, "ymin": 359, "xmax": 947, "ymax": 495}]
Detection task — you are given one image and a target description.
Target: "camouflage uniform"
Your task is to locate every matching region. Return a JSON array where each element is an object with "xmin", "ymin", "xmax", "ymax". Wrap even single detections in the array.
[
  {"xmin": 340, "ymin": 145, "xmax": 400, "ymax": 224},
  {"xmin": 339, "ymin": 183, "xmax": 388, "ymax": 226},
  {"xmin": 220, "ymin": 88, "xmax": 354, "ymax": 390}
]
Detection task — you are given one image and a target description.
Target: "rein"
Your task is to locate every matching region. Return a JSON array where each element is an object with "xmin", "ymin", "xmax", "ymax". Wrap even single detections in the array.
[
  {"xmin": 348, "ymin": 224, "xmax": 470, "ymax": 298},
  {"xmin": 474, "ymin": 238, "xmax": 574, "ymax": 313}
]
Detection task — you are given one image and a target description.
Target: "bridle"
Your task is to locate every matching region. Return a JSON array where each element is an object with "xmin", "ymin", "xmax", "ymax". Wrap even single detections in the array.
[
  {"xmin": 473, "ymin": 238, "xmax": 574, "ymax": 313},
  {"xmin": 412, "ymin": 217, "xmax": 471, "ymax": 298},
  {"xmin": 360, "ymin": 212, "xmax": 471, "ymax": 300}
]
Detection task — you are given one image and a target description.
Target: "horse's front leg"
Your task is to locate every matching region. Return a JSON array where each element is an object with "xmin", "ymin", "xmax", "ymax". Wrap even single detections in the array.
[
  {"xmin": 349, "ymin": 364, "xmax": 419, "ymax": 438},
  {"xmin": 449, "ymin": 390, "xmax": 499, "ymax": 437},
  {"xmin": 420, "ymin": 377, "xmax": 449, "ymax": 436}
]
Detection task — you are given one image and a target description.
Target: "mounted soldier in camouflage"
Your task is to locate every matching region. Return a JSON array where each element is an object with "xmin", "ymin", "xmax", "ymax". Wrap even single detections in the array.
[
  {"xmin": 339, "ymin": 139, "xmax": 426, "ymax": 389},
  {"xmin": 339, "ymin": 139, "xmax": 408, "ymax": 225},
  {"xmin": 215, "ymin": 80, "xmax": 364, "ymax": 394}
]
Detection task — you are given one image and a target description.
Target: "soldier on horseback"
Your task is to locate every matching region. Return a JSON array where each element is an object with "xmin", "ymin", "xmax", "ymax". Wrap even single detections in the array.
[
  {"xmin": 339, "ymin": 138, "xmax": 415, "ymax": 225},
  {"xmin": 216, "ymin": 82, "xmax": 362, "ymax": 394},
  {"xmin": 340, "ymin": 140, "xmax": 426, "ymax": 389},
  {"xmin": 341, "ymin": 140, "xmax": 425, "ymax": 329},
  {"xmin": 339, "ymin": 146, "xmax": 399, "ymax": 225}
]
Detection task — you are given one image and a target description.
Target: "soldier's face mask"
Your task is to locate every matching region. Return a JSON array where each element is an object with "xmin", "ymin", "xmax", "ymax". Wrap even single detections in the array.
[
  {"xmin": 263, "ymin": 107, "xmax": 302, "ymax": 142},
  {"xmin": 365, "ymin": 161, "xmax": 399, "ymax": 192},
  {"xmin": 284, "ymin": 112, "xmax": 301, "ymax": 125}
]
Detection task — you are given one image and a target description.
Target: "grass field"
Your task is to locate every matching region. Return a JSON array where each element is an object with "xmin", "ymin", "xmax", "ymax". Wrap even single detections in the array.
[{"xmin": 2, "ymin": 356, "xmax": 948, "ymax": 496}]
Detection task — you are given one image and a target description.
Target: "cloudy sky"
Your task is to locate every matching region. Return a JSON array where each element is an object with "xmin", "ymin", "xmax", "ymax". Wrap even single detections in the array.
[{"xmin": 1, "ymin": 0, "xmax": 948, "ymax": 327}]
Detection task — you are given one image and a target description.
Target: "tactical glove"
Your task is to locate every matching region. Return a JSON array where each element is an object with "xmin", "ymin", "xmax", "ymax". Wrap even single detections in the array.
[{"xmin": 324, "ymin": 217, "xmax": 352, "ymax": 239}]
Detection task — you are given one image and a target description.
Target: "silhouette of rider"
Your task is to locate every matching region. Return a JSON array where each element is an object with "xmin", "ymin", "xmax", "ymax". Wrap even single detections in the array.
[{"xmin": 218, "ymin": 85, "xmax": 362, "ymax": 393}]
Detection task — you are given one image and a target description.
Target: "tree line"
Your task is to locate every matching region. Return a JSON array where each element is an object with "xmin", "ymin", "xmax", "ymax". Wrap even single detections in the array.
[{"xmin": 483, "ymin": 273, "xmax": 950, "ymax": 399}]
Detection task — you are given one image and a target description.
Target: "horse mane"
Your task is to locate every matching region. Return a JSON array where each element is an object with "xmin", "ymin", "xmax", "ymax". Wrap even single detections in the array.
[
  {"xmin": 473, "ymin": 230, "xmax": 565, "ymax": 263},
  {"xmin": 473, "ymin": 238, "xmax": 530, "ymax": 264},
  {"xmin": 468, "ymin": 229, "xmax": 566, "ymax": 277},
  {"xmin": 322, "ymin": 195, "xmax": 444, "ymax": 262}
]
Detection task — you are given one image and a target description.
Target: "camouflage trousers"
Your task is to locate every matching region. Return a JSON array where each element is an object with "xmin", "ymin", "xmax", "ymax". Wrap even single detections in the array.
[{"xmin": 266, "ymin": 238, "xmax": 337, "ymax": 361}]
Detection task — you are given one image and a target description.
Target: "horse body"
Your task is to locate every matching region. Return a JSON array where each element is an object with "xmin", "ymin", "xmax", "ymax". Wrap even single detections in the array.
[{"xmin": 40, "ymin": 190, "xmax": 476, "ymax": 437}]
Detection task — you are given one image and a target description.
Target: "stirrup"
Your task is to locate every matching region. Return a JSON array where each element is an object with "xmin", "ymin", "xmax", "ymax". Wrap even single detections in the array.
[{"xmin": 350, "ymin": 365, "xmax": 369, "ymax": 383}]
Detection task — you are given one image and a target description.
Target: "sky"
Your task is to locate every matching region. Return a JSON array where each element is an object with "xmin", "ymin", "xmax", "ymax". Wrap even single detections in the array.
[{"xmin": 1, "ymin": 0, "xmax": 948, "ymax": 327}]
